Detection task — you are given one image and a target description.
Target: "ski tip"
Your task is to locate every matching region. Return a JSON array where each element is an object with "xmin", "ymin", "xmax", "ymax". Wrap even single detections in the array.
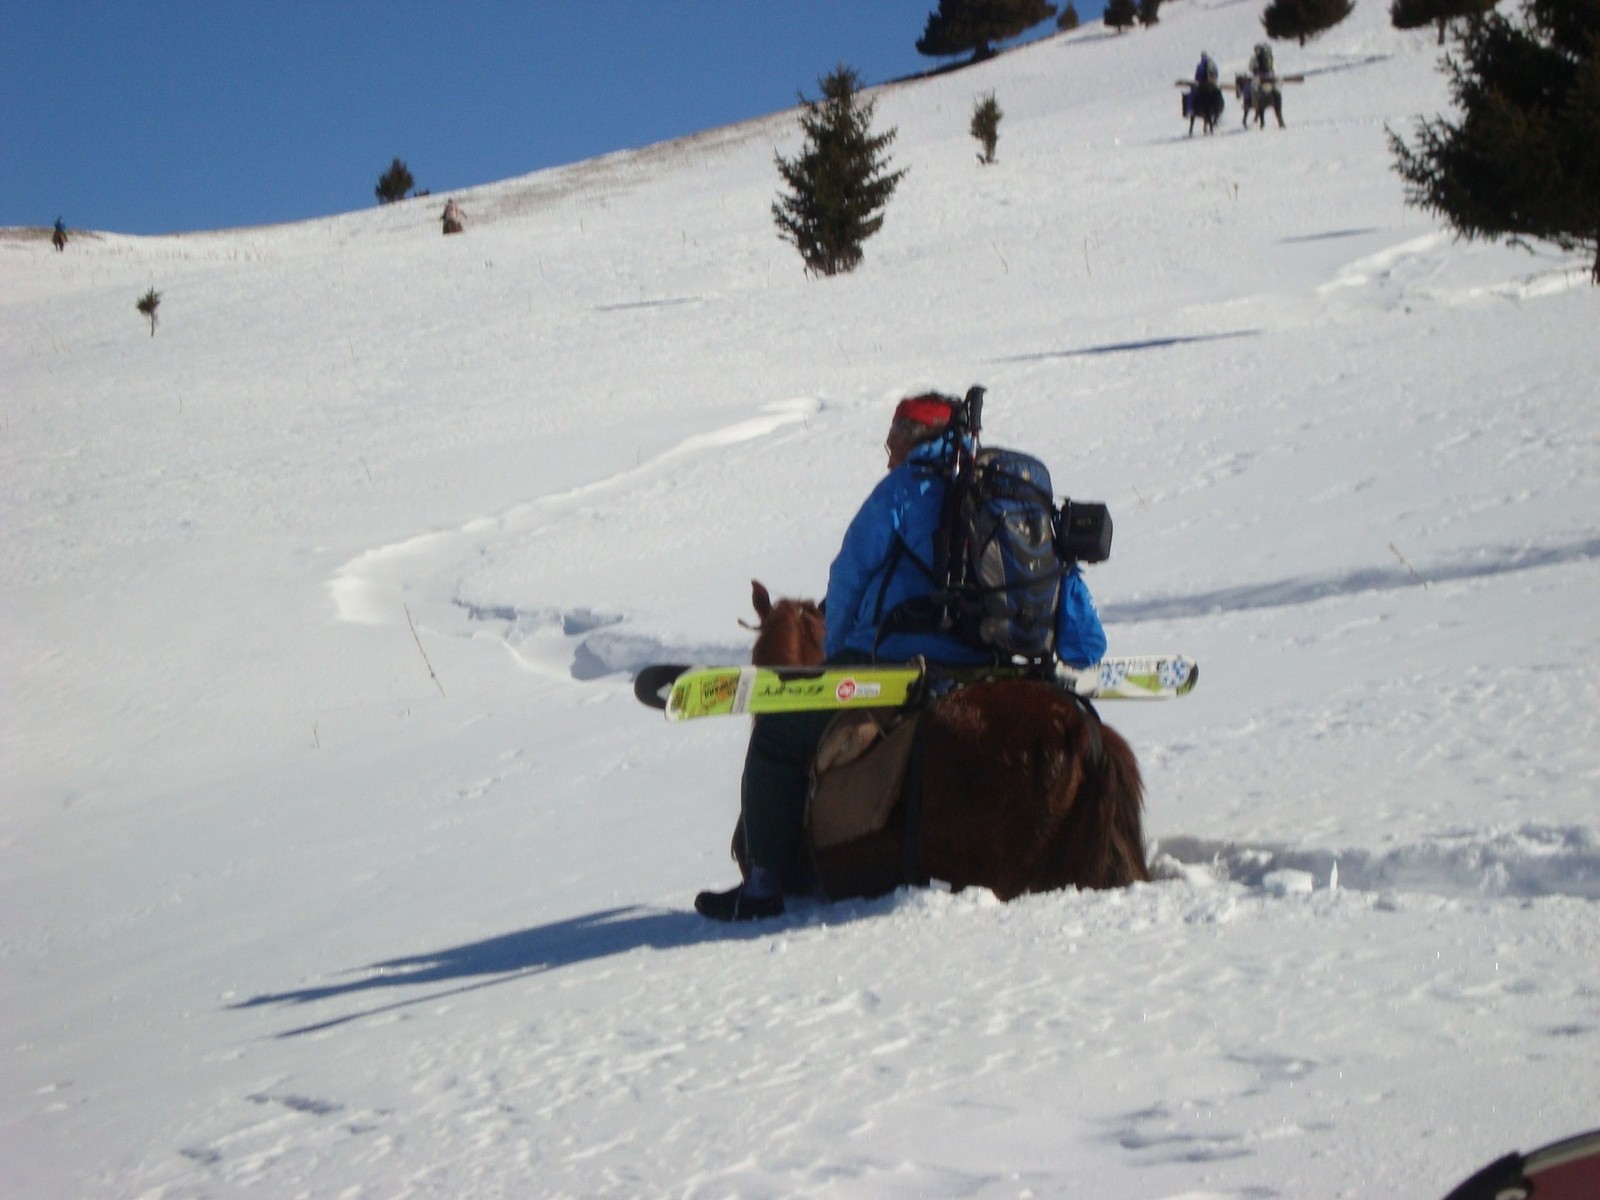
[
  {"xmin": 1158, "ymin": 657, "xmax": 1198, "ymax": 696},
  {"xmin": 633, "ymin": 664, "xmax": 689, "ymax": 711},
  {"xmin": 1073, "ymin": 655, "xmax": 1199, "ymax": 699}
]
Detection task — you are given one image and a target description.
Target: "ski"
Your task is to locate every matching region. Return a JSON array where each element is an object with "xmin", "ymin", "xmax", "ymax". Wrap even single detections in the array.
[{"xmin": 634, "ymin": 655, "xmax": 1197, "ymax": 721}]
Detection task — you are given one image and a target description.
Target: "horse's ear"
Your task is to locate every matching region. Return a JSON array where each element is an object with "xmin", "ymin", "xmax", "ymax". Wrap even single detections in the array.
[{"xmin": 751, "ymin": 580, "xmax": 772, "ymax": 620}]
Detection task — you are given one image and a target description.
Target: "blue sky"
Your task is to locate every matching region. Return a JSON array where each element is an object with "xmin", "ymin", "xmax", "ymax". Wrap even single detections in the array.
[{"xmin": 2, "ymin": 1, "xmax": 1094, "ymax": 236}]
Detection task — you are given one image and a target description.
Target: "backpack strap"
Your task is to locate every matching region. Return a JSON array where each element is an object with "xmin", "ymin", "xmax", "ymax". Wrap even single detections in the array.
[
  {"xmin": 868, "ymin": 456, "xmax": 955, "ymax": 657},
  {"xmin": 871, "ymin": 555, "xmax": 957, "ymax": 658}
]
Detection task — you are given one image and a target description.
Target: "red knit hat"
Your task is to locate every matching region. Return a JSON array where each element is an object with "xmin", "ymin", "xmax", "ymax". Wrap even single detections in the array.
[{"xmin": 892, "ymin": 393, "xmax": 955, "ymax": 427}]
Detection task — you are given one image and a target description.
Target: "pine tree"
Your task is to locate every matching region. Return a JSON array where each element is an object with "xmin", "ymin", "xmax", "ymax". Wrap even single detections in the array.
[
  {"xmin": 916, "ymin": 0, "xmax": 1060, "ymax": 61},
  {"xmin": 1105, "ymin": 0, "xmax": 1140, "ymax": 31},
  {"xmin": 1057, "ymin": 3, "xmax": 1082, "ymax": 30},
  {"xmin": 375, "ymin": 158, "xmax": 414, "ymax": 205},
  {"xmin": 1389, "ymin": 0, "xmax": 1600, "ymax": 282},
  {"xmin": 772, "ymin": 66, "xmax": 908, "ymax": 277},
  {"xmin": 1139, "ymin": 0, "xmax": 1165, "ymax": 26},
  {"xmin": 1390, "ymin": 0, "xmax": 1498, "ymax": 44},
  {"xmin": 1261, "ymin": 0, "xmax": 1355, "ymax": 44},
  {"xmin": 971, "ymin": 92, "xmax": 1003, "ymax": 163}
]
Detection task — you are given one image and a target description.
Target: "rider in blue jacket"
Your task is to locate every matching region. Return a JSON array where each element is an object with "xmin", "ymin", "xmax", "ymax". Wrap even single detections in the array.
[
  {"xmin": 826, "ymin": 416, "xmax": 1105, "ymax": 668},
  {"xmin": 694, "ymin": 392, "xmax": 1107, "ymax": 921}
]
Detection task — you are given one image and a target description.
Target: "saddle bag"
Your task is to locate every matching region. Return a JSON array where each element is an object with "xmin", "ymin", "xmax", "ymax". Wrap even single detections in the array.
[{"xmin": 806, "ymin": 708, "xmax": 924, "ymax": 900}]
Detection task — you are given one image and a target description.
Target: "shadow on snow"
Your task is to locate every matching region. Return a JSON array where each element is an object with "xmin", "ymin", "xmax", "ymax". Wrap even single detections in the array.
[
  {"xmin": 231, "ymin": 899, "xmax": 887, "ymax": 1038},
  {"xmin": 993, "ymin": 329, "xmax": 1260, "ymax": 363},
  {"xmin": 1103, "ymin": 536, "xmax": 1600, "ymax": 625}
]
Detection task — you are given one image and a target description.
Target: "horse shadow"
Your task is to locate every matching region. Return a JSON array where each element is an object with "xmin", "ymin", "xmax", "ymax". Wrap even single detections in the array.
[{"xmin": 230, "ymin": 904, "xmax": 789, "ymax": 1038}]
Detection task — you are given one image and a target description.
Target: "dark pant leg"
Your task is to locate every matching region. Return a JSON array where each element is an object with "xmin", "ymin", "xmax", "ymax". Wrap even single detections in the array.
[{"xmin": 740, "ymin": 708, "xmax": 837, "ymax": 892}]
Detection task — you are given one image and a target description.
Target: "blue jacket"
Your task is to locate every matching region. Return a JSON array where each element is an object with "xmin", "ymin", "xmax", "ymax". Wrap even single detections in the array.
[{"xmin": 824, "ymin": 439, "xmax": 1108, "ymax": 667}]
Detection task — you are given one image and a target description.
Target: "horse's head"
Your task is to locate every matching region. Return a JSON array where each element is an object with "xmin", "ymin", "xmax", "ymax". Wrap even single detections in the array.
[{"xmin": 749, "ymin": 580, "xmax": 825, "ymax": 667}]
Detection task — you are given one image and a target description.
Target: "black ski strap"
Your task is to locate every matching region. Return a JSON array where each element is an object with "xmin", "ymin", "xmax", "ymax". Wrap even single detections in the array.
[{"xmin": 1064, "ymin": 688, "xmax": 1104, "ymax": 769}]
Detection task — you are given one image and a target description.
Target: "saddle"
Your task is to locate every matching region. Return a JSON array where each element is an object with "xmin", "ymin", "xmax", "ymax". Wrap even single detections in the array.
[{"xmin": 803, "ymin": 679, "xmax": 1107, "ymax": 901}]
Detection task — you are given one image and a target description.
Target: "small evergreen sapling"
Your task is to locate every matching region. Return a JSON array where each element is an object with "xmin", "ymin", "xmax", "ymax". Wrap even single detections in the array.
[
  {"xmin": 971, "ymin": 93, "xmax": 1003, "ymax": 163},
  {"xmin": 136, "ymin": 288, "xmax": 161, "ymax": 337},
  {"xmin": 375, "ymin": 158, "xmax": 415, "ymax": 205},
  {"xmin": 1057, "ymin": 3, "xmax": 1081, "ymax": 30}
]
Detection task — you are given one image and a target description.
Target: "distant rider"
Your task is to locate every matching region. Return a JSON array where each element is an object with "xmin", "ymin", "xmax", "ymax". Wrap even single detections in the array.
[{"xmin": 1251, "ymin": 42, "xmax": 1276, "ymax": 84}]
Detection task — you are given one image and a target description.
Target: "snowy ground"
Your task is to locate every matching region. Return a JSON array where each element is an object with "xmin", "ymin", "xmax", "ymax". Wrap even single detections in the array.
[{"xmin": 3, "ymin": 3, "xmax": 1597, "ymax": 1197}]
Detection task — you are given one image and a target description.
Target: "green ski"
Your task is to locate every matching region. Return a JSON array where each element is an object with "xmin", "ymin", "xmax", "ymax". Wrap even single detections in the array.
[{"xmin": 634, "ymin": 656, "xmax": 1196, "ymax": 721}]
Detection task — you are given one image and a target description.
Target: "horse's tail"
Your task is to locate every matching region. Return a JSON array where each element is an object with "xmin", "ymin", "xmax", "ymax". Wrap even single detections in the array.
[
  {"xmin": 1093, "ymin": 722, "xmax": 1149, "ymax": 884},
  {"xmin": 1051, "ymin": 710, "xmax": 1149, "ymax": 889}
]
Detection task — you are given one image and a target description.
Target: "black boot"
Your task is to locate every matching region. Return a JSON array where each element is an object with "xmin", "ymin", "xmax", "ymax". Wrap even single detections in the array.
[{"xmin": 694, "ymin": 882, "xmax": 784, "ymax": 922}]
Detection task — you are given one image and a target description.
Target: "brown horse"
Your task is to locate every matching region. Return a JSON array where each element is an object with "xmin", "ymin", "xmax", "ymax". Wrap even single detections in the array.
[{"xmin": 738, "ymin": 581, "xmax": 1149, "ymax": 902}]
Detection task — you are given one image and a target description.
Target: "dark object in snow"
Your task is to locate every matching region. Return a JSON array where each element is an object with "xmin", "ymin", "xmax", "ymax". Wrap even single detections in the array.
[{"xmin": 1441, "ymin": 1127, "xmax": 1600, "ymax": 1200}]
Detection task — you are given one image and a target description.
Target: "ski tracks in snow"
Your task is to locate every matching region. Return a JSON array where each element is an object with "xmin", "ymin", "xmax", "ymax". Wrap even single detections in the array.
[
  {"xmin": 328, "ymin": 395, "xmax": 822, "ymax": 679},
  {"xmin": 1316, "ymin": 232, "xmax": 1592, "ymax": 309}
]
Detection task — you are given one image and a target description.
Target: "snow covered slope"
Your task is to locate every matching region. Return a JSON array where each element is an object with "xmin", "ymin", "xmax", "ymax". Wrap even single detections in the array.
[{"xmin": 3, "ymin": 3, "xmax": 1596, "ymax": 1196}]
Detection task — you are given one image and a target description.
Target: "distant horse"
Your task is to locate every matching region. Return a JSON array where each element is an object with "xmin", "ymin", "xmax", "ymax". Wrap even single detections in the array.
[
  {"xmin": 731, "ymin": 581, "xmax": 1149, "ymax": 902},
  {"xmin": 1184, "ymin": 81, "xmax": 1225, "ymax": 137},
  {"xmin": 1235, "ymin": 74, "xmax": 1284, "ymax": 130}
]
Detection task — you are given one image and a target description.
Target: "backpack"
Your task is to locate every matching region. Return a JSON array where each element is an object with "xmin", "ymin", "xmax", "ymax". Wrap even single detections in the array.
[
  {"xmin": 1253, "ymin": 44, "xmax": 1274, "ymax": 76},
  {"xmin": 880, "ymin": 387, "xmax": 1112, "ymax": 664},
  {"xmin": 950, "ymin": 447, "xmax": 1065, "ymax": 659}
]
